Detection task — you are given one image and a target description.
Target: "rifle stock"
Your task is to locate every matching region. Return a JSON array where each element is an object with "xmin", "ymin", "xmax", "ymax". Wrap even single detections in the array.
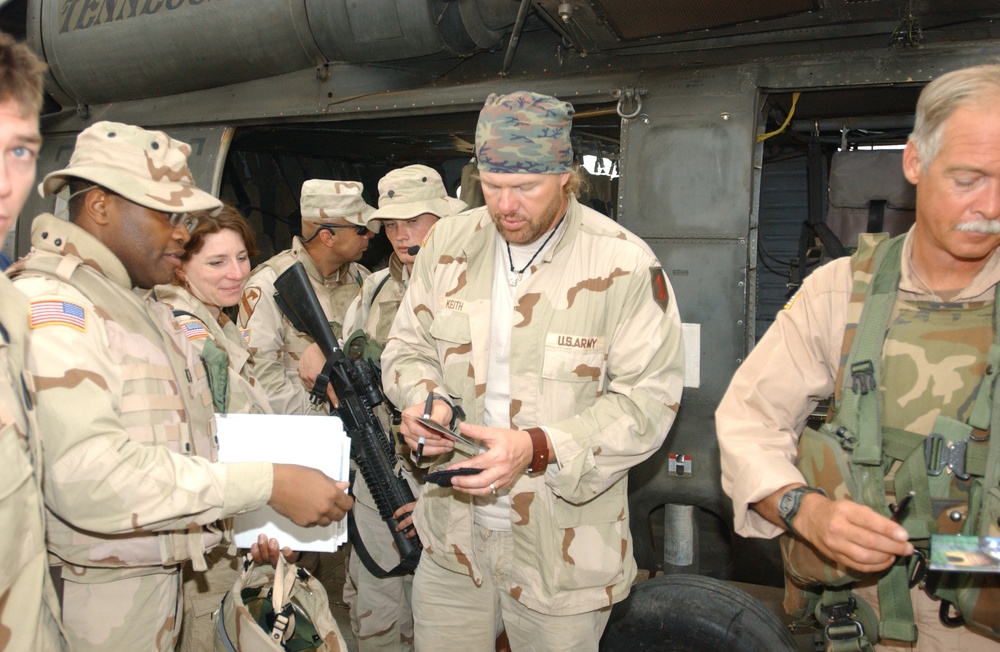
[{"xmin": 273, "ymin": 262, "xmax": 421, "ymax": 577}]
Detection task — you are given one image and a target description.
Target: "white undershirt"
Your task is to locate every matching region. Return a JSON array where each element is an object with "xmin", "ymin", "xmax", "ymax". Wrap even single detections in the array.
[{"xmin": 473, "ymin": 219, "xmax": 567, "ymax": 530}]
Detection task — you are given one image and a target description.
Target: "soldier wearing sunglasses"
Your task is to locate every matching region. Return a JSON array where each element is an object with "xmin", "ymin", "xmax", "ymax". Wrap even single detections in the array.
[
  {"xmin": 239, "ymin": 179, "xmax": 377, "ymax": 415},
  {"xmin": 10, "ymin": 122, "xmax": 355, "ymax": 651}
]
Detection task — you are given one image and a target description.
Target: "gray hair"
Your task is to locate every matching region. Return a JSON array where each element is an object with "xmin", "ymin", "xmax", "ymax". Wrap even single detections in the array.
[{"xmin": 909, "ymin": 64, "xmax": 1000, "ymax": 173}]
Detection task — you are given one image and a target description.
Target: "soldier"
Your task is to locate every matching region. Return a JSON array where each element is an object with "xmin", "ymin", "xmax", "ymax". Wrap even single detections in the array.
[
  {"xmin": 239, "ymin": 180, "xmax": 375, "ymax": 415},
  {"xmin": 0, "ymin": 31, "xmax": 67, "ymax": 650},
  {"xmin": 716, "ymin": 64, "xmax": 1000, "ymax": 650},
  {"xmin": 153, "ymin": 204, "xmax": 272, "ymax": 651},
  {"xmin": 10, "ymin": 121, "xmax": 354, "ymax": 652},
  {"xmin": 381, "ymin": 91, "xmax": 685, "ymax": 650},
  {"xmin": 339, "ymin": 164, "xmax": 467, "ymax": 651}
]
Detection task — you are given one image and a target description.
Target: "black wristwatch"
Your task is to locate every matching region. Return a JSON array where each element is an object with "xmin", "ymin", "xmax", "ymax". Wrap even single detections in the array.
[{"xmin": 777, "ymin": 486, "xmax": 827, "ymax": 536}]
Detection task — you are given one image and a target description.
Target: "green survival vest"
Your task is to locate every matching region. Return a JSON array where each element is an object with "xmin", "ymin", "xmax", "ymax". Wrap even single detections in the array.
[{"xmin": 782, "ymin": 233, "xmax": 1000, "ymax": 649}]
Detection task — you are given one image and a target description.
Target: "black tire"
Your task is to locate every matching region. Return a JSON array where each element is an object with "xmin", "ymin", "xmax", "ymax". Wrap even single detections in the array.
[{"xmin": 600, "ymin": 574, "xmax": 798, "ymax": 652}]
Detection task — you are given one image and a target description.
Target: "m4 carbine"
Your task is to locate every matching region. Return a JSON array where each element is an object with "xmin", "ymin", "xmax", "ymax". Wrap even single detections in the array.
[{"xmin": 273, "ymin": 261, "xmax": 421, "ymax": 577}]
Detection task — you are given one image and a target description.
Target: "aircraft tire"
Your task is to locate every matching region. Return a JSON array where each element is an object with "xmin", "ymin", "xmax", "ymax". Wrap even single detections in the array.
[{"xmin": 599, "ymin": 574, "xmax": 799, "ymax": 652}]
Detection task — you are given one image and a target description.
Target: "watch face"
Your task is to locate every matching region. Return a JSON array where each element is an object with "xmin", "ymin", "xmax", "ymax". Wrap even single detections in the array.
[{"xmin": 778, "ymin": 491, "xmax": 796, "ymax": 518}]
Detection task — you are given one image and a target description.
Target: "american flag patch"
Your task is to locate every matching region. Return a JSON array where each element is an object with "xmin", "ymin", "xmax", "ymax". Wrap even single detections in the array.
[
  {"xmin": 241, "ymin": 328, "xmax": 250, "ymax": 345},
  {"xmin": 180, "ymin": 320, "xmax": 209, "ymax": 340},
  {"xmin": 29, "ymin": 300, "xmax": 86, "ymax": 331}
]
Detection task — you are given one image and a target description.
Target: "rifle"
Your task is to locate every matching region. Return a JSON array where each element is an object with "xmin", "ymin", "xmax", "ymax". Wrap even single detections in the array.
[{"xmin": 273, "ymin": 261, "xmax": 421, "ymax": 578}]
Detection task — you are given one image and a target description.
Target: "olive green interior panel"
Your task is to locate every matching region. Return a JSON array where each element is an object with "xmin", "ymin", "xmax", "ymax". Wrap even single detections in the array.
[
  {"xmin": 649, "ymin": 239, "xmax": 748, "ymax": 402},
  {"xmin": 619, "ymin": 71, "xmax": 757, "ymax": 239}
]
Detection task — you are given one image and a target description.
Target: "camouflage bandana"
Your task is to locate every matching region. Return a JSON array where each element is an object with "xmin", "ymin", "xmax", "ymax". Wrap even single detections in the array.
[
  {"xmin": 475, "ymin": 91, "xmax": 575, "ymax": 174},
  {"xmin": 40, "ymin": 121, "xmax": 222, "ymax": 215}
]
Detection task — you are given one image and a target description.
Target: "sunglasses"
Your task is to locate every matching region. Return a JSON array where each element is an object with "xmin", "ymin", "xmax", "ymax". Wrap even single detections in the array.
[
  {"xmin": 317, "ymin": 223, "xmax": 370, "ymax": 236},
  {"xmin": 164, "ymin": 212, "xmax": 200, "ymax": 234}
]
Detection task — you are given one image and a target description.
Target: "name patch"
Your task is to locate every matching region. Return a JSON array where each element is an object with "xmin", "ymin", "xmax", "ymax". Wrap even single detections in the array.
[{"xmin": 546, "ymin": 333, "xmax": 604, "ymax": 350}]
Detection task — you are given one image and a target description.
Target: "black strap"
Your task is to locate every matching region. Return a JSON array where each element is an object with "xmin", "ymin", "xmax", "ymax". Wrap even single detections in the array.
[
  {"xmin": 368, "ymin": 273, "xmax": 393, "ymax": 310},
  {"xmin": 346, "ymin": 470, "xmax": 419, "ymax": 579},
  {"xmin": 866, "ymin": 200, "xmax": 887, "ymax": 234}
]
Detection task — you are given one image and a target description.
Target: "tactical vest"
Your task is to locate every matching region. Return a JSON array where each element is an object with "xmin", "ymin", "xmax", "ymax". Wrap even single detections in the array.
[
  {"xmin": 782, "ymin": 233, "xmax": 1000, "ymax": 649},
  {"xmin": 14, "ymin": 253, "xmax": 222, "ymax": 574}
]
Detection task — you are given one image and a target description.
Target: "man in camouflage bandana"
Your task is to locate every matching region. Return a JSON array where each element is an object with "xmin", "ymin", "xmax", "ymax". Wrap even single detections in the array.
[
  {"xmin": 11, "ymin": 121, "xmax": 354, "ymax": 651},
  {"xmin": 0, "ymin": 30, "xmax": 68, "ymax": 650},
  {"xmin": 239, "ymin": 179, "xmax": 375, "ymax": 415},
  {"xmin": 717, "ymin": 65, "xmax": 1000, "ymax": 650},
  {"xmin": 382, "ymin": 91, "xmax": 685, "ymax": 650}
]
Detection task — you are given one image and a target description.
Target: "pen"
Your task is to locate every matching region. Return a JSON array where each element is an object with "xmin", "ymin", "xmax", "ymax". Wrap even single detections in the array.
[
  {"xmin": 892, "ymin": 491, "xmax": 914, "ymax": 523},
  {"xmin": 416, "ymin": 392, "xmax": 433, "ymax": 464}
]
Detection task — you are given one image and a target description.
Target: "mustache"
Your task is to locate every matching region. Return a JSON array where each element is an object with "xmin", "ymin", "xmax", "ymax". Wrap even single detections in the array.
[{"xmin": 954, "ymin": 219, "xmax": 1000, "ymax": 234}]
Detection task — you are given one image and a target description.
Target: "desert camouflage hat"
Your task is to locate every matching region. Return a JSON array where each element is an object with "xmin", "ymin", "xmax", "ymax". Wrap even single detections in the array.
[
  {"xmin": 300, "ymin": 179, "xmax": 379, "ymax": 233},
  {"xmin": 40, "ymin": 121, "xmax": 222, "ymax": 214},
  {"xmin": 369, "ymin": 165, "xmax": 467, "ymax": 223},
  {"xmin": 475, "ymin": 91, "xmax": 575, "ymax": 175}
]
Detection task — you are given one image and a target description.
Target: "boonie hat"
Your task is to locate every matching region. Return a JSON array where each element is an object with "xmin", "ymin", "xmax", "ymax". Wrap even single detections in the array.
[
  {"xmin": 368, "ymin": 165, "xmax": 467, "ymax": 223},
  {"xmin": 40, "ymin": 121, "xmax": 222, "ymax": 214},
  {"xmin": 475, "ymin": 90, "xmax": 575, "ymax": 175},
  {"xmin": 300, "ymin": 179, "xmax": 379, "ymax": 234}
]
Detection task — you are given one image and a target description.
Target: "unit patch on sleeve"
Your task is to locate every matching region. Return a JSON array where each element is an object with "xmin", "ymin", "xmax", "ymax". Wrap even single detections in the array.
[
  {"xmin": 29, "ymin": 300, "xmax": 86, "ymax": 332},
  {"xmin": 650, "ymin": 266, "xmax": 669, "ymax": 312}
]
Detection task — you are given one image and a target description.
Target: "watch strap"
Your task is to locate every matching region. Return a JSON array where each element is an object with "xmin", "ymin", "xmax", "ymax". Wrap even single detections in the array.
[{"xmin": 525, "ymin": 427, "xmax": 549, "ymax": 474}]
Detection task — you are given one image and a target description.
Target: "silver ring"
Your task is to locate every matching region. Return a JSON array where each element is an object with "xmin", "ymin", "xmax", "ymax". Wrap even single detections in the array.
[{"xmin": 489, "ymin": 483, "xmax": 497, "ymax": 495}]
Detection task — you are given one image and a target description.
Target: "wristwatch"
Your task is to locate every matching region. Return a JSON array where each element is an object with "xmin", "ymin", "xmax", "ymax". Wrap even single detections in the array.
[{"xmin": 777, "ymin": 486, "xmax": 827, "ymax": 536}]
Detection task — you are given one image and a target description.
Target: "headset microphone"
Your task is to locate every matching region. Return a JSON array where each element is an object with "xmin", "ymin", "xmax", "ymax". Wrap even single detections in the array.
[{"xmin": 407, "ymin": 245, "xmax": 421, "ymax": 255}]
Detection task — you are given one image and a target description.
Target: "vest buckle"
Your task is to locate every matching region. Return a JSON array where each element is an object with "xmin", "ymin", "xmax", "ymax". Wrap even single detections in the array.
[
  {"xmin": 820, "ymin": 597, "xmax": 865, "ymax": 642},
  {"xmin": 850, "ymin": 360, "xmax": 877, "ymax": 395},
  {"xmin": 924, "ymin": 433, "xmax": 971, "ymax": 480}
]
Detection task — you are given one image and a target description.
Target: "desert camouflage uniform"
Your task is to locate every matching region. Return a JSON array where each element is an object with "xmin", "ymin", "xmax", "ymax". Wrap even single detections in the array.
[
  {"xmin": 717, "ymin": 229, "xmax": 1000, "ymax": 650},
  {"xmin": 0, "ymin": 273, "xmax": 67, "ymax": 650},
  {"xmin": 156, "ymin": 283, "xmax": 271, "ymax": 416},
  {"xmin": 341, "ymin": 253, "xmax": 419, "ymax": 651},
  {"xmin": 11, "ymin": 214, "xmax": 273, "ymax": 652},
  {"xmin": 155, "ymin": 283, "xmax": 272, "ymax": 652},
  {"xmin": 382, "ymin": 196, "xmax": 685, "ymax": 616},
  {"xmin": 238, "ymin": 237, "xmax": 369, "ymax": 415}
]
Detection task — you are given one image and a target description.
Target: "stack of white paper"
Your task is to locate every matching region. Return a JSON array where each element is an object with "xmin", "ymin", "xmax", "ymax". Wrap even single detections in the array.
[{"xmin": 216, "ymin": 413, "xmax": 351, "ymax": 552}]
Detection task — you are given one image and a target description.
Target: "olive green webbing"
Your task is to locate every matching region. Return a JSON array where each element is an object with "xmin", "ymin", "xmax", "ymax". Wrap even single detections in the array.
[{"xmin": 831, "ymin": 234, "xmax": 1000, "ymax": 643}]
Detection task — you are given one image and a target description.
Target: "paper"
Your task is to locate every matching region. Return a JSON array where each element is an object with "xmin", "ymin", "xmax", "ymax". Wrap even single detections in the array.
[{"xmin": 216, "ymin": 413, "xmax": 351, "ymax": 552}]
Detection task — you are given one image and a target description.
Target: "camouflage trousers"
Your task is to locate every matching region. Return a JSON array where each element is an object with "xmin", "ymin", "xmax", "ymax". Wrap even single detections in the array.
[
  {"xmin": 410, "ymin": 526, "xmax": 611, "ymax": 652},
  {"xmin": 179, "ymin": 546, "xmax": 240, "ymax": 652},
  {"xmin": 59, "ymin": 568, "xmax": 182, "ymax": 651},
  {"xmin": 853, "ymin": 582, "xmax": 1000, "ymax": 651},
  {"xmin": 343, "ymin": 500, "xmax": 415, "ymax": 651}
]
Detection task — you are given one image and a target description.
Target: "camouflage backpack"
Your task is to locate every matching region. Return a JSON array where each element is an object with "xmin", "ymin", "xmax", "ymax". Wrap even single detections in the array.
[
  {"xmin": 214, "ymin": 554, "xmax": 348, "ymax": 652},
  {"xmin": 782, "ymin": 233, "xmax": 1000, "ymax": 649}
]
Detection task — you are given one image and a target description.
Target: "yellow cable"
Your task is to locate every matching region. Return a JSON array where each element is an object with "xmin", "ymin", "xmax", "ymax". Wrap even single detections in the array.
[{"xmin": 757, "ymin": 92, "xmax": 801, "ymax": 143}]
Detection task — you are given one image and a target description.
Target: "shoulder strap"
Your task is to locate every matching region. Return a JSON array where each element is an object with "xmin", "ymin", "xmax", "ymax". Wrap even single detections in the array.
[
  {"xmin": 368, "ymin": 273, "xmax": 392, "ymax": 310},
  {"xmin": 836, "ymin": 233, "xmax": 904, "ymax": 467}
]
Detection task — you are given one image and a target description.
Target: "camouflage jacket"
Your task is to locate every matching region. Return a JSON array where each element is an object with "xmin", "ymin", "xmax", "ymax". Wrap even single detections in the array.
[
  {"xmin": 155, "ymin": 284, "xmax": 272, "ymax": 415},
  {"xmin": 0, "ymin": 273, "xmax": 67, "ymax": 650},
  {"xmin": 10, "ymin": 214, "xmax": 272, "ymax": 582},
  {"xmin": 382, "ymin": 198, "xmax": 685, "ymax": 615},
  {"xmin": 718, "ymin": 228, "xmax": 1000, "ymax": 539},
  {"xmin": 238, "ymin": 237, "xmax": 369, "ymax": 415}
]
